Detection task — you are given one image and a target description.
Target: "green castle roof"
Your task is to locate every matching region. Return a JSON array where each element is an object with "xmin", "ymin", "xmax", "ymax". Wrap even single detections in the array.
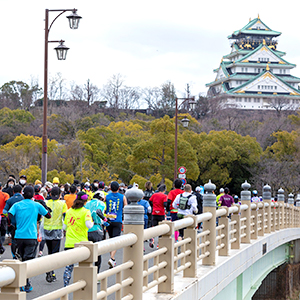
[
  {"xmin": 227, "ymin": 69, "xmax": 300, "ymax": 96},
  {"xmin": 228, "ymin": 17, "xmax": 281, "ymax": 39}
]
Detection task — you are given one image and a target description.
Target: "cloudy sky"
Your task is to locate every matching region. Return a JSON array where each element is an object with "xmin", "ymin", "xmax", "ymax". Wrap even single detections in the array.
[{"xmin": 2, "ymin": 0, "xmax": 300, "ymax": 98}]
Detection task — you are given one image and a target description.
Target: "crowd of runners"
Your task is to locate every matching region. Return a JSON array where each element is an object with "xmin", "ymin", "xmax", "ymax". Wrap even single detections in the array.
[{"xmin": 0, "ymin": 175, "xmax": 208, "ymax": 293}]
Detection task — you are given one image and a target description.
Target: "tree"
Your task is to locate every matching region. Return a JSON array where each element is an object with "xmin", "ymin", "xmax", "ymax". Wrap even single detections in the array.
[
  {"xmin": 265, "ymin": 97, "xmax": 295, "ymax": 116},
  {"xmin": 101, "ymin": 74, "xmax": 140, "ymax": 110},
  {"xmin": 127, "ymin": 115, "xmax": 199, "ymax": 183},
  {"xmin": 48, "ymin": 72, "xmax": 67, "ymax": 100},
  {"xmin": 0, "ymin": 80, "xmax": 41, "ymax": 110},
  {"xmin": 70, "ymin": 79, "xmax": 100, "ymax": 106},
  {"xmin": 0, "ymin": 134, "xmax": 59, "ymax": 179},
  {"xmin": 183, "ymin": 130, "xmax": 262, "ymax": 192},
  {"xmin": 0, "ymin": 107, "xmax": 35, "ymax": 144}
]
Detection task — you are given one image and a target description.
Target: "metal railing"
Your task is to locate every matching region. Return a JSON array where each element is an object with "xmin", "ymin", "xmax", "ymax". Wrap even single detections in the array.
[{"xmin": 0, "ymin": 182, "xmax": 300, "ymax": 299}]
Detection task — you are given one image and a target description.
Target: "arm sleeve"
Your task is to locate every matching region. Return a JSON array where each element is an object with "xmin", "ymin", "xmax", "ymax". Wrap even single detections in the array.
[
  {"xmin": 85, "ymin": 220, "xmax": 94, "ymax": 229},
  {"xmin": 147, "ymin": 206, "xmax": 152, "ymax": 214},
  {"xmin": 172, "ymin": 196, "xmax": 179, "ymax": 209},
  {"xmin": 96, "ymin": 209, "xmax": 105, "ymax": 220}
]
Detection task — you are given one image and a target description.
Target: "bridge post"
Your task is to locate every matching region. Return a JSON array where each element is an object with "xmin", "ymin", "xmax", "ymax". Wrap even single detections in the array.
[
  {"xmin": 258, "ymin": 201, "xmax": 265, "ymax": 236},
  {"xmin": 73, "ymin": 241, "xmax": 98, "ymax": 300},
  {"xmin": 251, "ymin": 203, "xmax": 258, "ymax": 240},
  {"xmin": 278, "ymin": 188, "xmax": 285, "ymax": 229},
  {"xmin": 274, "ymin": 201, "xmax": 279, "ymax": 231},
  {"xmin": 231, "ymin": 204, "xmax": 241, "ymax": 249},
  {"xmin": 123, "ymin": 187, "xmax": 145, "ymax": 300},
  {"xmin": 219, "ymin": 206, "xmax": 229, "ymax": 256},
  {"xmin": 0, "ymin": 260, "xmax": 27, "ymax": 300},
  {"xmin": 241, "ymin": 181, "xmax": 251, "ymax": 244},
  {"xmin": 288, "ymin": 193, "xmax": 294, "ymax": 228},
  {"xmin": 183, "ymin": 215, "xmax": 198, "ymax": 277},
  {"xmin": 202, "ymin": 180, "xmax": 216, "ymax": 265},
  {"xmin": 263, "ymin": 184, "xmax": 271, "ymax": 233},
  {"xmin": 158, "ymin": 220, "xmax": 174, "ymax": 292}
]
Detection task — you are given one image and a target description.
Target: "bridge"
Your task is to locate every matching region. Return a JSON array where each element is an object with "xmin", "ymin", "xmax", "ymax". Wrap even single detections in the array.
[{"xmin": 0, "ymin": 180, "xmax": 300, "ymax": 300}]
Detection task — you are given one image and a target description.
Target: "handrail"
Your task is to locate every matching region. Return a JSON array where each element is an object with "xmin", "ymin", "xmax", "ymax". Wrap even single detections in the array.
[
  {"xmin": 97, "ymin": 233, "xmax": 137, "ymax": 255},
  {"xmin": 174, "ymin": 217, "xmax": 194, "ymax": 231},
  {"xmin": 197, "ymin": 212, "xmax": 213, "ymax": 223},
  {"xmin": 0, "ymin": 266, "xmax": 15, "ymax": 287},
  {"xmin": 240, "ymin": 204, "xmax": 248, "ymax": 211},
  {"xmin": 216, "ymin": 208, "xmax": 227, "ymax": 217},
  {"xmin": 27, "ymin": 246, "xmax": 90, "ymax": 278},
  {"xmin": 144, "ymin": 224, "xmax": 170, "ymax": 241},
  {"xmin": 228, "ymin": 206, "xmax": 239, "ymax": 214},
  {"xmin": 33, "ymin": 280, "xmax": 86, "ymax": 300}
]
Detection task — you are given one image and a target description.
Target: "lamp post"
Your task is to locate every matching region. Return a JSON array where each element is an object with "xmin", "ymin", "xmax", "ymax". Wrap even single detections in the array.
[
  {"xmin": 42, "ymin": 9, "xmax": 81, "ymax": 184},
  {"xmin": 174, "ymin": 96, "xmax": 196, "ymax": 180}
]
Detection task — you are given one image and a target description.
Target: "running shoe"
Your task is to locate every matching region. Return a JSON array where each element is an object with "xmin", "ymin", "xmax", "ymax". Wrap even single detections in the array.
[
  {"xmin": 52, "ymin": 271, "xmax": 57, "ymax": 282},
  {"xmin": 46, "ymin": 272, "xmax": 53, "ymax": 283},
  {"xmin": 149, "ymin": 238, "xmax": 154, "ymax": 248},
  {"xmin": 38, "ymin": 251, "xmax": 43, "ymax": 257},
  {"xmin": 108, "ymin": 258, "xmax": 116, "ymax": 268},
  {"xmin": 20, "ymin": 285, "xmax": 33, "ymax": 293}
]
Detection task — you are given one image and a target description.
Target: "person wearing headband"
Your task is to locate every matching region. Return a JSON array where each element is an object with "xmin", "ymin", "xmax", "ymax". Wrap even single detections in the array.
[{"xmin": 63, "ymin": 192, "xmax": 93, "ymax": 287}]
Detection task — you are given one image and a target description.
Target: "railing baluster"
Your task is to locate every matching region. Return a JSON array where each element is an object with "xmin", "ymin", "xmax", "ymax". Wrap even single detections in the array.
[
  {"xmin": 219, "ymin": 206, "xmax": 229, "ymax": 256},
  {"xmin": 241, "ymin": 181, "xmax": 251, "ymax": 243},
  {"xmin": 203, "ymin": 180, "xmax": 217, "ymax": 265}
]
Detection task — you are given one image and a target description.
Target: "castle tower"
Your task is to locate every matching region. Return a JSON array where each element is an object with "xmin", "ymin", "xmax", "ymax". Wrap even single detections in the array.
[{"xmin": 206, "ymin": 16, "xmax": 300, "ymax": 110}]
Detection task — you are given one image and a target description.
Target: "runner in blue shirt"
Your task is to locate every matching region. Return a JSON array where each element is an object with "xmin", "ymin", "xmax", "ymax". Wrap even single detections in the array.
[{"xmin": 8, "ymin": 186, "xmax": 51, "ymax": 293}]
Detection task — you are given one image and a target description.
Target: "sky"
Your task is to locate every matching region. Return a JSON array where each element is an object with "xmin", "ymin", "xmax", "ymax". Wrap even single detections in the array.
[{"xmin": 2, "ymin": 0, "xmax": 300, "ymax": 99}]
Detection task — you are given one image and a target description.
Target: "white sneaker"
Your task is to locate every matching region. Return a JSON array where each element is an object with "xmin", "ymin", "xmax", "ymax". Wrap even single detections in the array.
[{"xmin": 108, "ymin": 258, "xmax": 116, "ymax": 268}]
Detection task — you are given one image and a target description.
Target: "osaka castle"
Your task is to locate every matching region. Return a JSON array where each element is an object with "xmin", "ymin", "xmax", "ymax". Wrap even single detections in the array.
[{"xmin": 206, "ymin": 16, "xmax": 300, "ymax": 109}]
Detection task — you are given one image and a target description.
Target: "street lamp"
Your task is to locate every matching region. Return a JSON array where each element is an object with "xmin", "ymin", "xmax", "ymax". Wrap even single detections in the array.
[
  {"xmin": 42, "ymin": 8, "xmax": 82, "ymax": 184},
  {"xmin": 174, "ymin": 96, "xmax": 195, "ymax": 180}
]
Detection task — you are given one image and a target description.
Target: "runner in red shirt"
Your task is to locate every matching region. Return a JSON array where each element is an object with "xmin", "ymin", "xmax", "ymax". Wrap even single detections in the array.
[
  {"xmin": 148, "ymin": 184, "xmax": 167, "ymax": 248},
  {"xmin": 167, "ymin": 179, "xmax": 184, "ymax": 222}
]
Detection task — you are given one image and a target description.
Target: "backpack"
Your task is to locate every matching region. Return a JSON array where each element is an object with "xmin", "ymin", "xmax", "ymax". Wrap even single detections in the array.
[
  {"xmin": 144, "ymin": 190, "xmax": 154, "ymax": 201},
  {"xmin": 179, "ymin": 194, "xmax": 192, "ymax": 210}
]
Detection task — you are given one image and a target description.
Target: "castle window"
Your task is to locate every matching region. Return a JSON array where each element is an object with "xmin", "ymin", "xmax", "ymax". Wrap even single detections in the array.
[
  {"xmin": 275, "ymin": 86, "xmax": 277, "ymax": 90},
  {"xmin": 258, "ymin": 85, "xmax": 260, "ymax": 89}
]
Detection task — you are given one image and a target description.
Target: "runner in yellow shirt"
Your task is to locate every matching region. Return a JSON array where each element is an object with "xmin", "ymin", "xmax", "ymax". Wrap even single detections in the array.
[{"xmin": 63, "ymin": 192, "xmax": 93, "ymax": 286}]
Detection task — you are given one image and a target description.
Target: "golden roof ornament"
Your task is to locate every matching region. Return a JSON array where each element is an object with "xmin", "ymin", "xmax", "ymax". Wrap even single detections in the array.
[
  {"xmin": 266, "ymin": 64, "xmax": 270, "ymax": 71},
  {"xmin": 258, "ymin": 13, "xmax": 260, "ymax": 19},
  {"xmin": 263, "ymin": 39, "xmax": 266, "ymax": 45},
  {"xmin": 249, "ymin": 17, "xmax": 251, "ymax": 22}
]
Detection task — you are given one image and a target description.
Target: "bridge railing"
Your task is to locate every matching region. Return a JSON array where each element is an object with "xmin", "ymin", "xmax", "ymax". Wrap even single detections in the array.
[{"xmin": 0, "ymin": 181, "xmax": 299, "ymax": 300}]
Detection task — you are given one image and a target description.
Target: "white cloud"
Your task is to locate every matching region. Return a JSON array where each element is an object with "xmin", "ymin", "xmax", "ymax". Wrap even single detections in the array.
[{"xmin": 1, "ymin": 0, "xmax": 300, "ymax": 98}]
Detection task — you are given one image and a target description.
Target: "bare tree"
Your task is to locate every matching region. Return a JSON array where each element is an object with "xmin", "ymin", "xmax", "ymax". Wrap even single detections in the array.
[
  {"xmin": 101, "ymin": 74, "xmax": 140, "ymax": 110},
  {"xmin": 265, "ymin": 97, "xmax": 296, "ymax": 116},
  {"xmin": 70, "ymin": 79, "xmax": 100, "ymax": 106},
  {"xmin": 48, "ymin": 72, "xmax": 67, "ymax": 100}
]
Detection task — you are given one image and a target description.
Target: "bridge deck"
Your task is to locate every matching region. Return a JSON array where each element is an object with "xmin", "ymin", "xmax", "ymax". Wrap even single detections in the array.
[{"xmin": 144, "ymin": 228, "xmax": 300, "ymax": 300}]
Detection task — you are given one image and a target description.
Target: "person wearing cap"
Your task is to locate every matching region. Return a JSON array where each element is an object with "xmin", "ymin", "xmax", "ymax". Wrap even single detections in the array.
[
  {"xmin": 3, "ymin": 178, "xmax": 16, "ymax": 197},
  {"xmin": 251, "ymin": 190, "xmax": 260, "ymax": 203},
  {"xmin": 63, "ymin": 191, "xmax": 93, "ymax": 287},
  {"xmin": 8, "ymin": 186, "xmax": 51, "ymax": 293},
  {"xmin": 219, "ymin": 187, "xmax": 234, "ymax": 208},
  {"xmin": 85, "ymin": 190, "xmax": 106, "ymax": 275},
  {"xmin": 216, "ymin": 188, "xmax": 225, "ymax": 208},
  {"xmin": 44, "ymin": 182, "xmax": 53, "ymax": 200},
  {"xmin": 34, "ymin": 180, "xmax": 42, "ymax": 187},
  {"xmin": 64, "ymin": 185, "xmax": 77, "ymax": 209},
  {"xmin": 43, "ymin": 186, "xmax": 67, "ymax": 283},
  {"xmin": 194, "ymin": 186, "xmax": 203, "ymax": 215},
  {"xmin": 52, "ymin": 177, "xmax": 60, "ymax": 187},
  {"xmin": 18, "ymin": 175, "xmax": 27, "ymax": 189},
  {"xmin": 83, "ymin": 182, "xmax": 94, "ymax": 201},
  {"xmin": 105, "ymin": 181, "xmax": 127, "ymax": 268}
]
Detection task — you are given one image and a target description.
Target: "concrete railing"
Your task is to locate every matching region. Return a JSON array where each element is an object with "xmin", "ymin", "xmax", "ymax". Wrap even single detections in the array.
[{"xmin": 0, "ymin": 181, "xmax": 299, "ymax": 299}]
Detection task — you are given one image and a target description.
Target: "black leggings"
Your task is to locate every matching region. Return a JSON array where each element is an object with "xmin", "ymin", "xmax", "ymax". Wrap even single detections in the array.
[
  {"xmin": 46, "ymin": 239, "xmax": 61, "ymax": 255},
  {"xmin": 88, "ymin": 231, "xmax": 104, "ymax": 273},
  {"xmin": 152, "ymin": 215, "xmax": 165, "ymax": 227}
]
